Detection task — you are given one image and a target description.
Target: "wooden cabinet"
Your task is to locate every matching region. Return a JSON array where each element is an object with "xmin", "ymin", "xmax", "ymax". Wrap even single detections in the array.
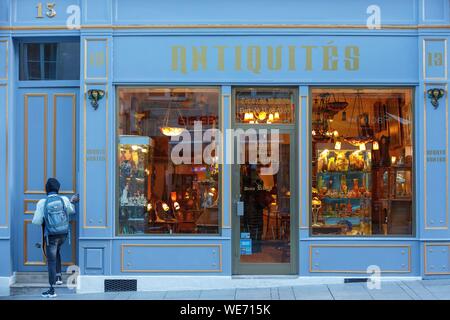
[{"xmin": 372, "ymin": 165, "xmax": 413, "ymax": 235}]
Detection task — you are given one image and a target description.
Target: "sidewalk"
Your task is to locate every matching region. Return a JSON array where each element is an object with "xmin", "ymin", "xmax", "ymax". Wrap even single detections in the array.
[{"xmin": 1, "ymin": 279, "xmax": 450, "ymax": 300}]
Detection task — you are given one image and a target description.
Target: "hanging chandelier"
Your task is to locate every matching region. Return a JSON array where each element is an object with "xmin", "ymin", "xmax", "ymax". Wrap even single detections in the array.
[
  {"xmin": 343, "ymin": 90, "xmax": 374, "ymax": 147},
  {"xmin": 312, "ymin": 93, "xmax": 342, "ymax": 142},
  {"xmin": 160, "ymin": 101, "xmax": 186, "ymax": 136}
]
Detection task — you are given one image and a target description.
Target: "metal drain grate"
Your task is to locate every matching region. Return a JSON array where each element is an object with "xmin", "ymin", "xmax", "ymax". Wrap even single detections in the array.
[
  {"xmin": 344, "ymin": 278, "xmax": 368, "ymax": 283},
  {"xmin": 104, "ymin": 279, "xmax": 137, "ymax": 292}
]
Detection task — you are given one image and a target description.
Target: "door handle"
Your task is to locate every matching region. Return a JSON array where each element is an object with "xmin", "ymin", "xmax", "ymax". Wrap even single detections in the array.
[{"xmin": 236, "ymin": 201, "xmax": 244, "ymax": 216}]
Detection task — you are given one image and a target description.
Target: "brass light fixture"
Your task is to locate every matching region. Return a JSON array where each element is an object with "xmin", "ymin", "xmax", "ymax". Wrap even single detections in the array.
[
  {"xmin": 160, "ymin": 101, "xmax": 186, "ymax": 137},
  {"xmin": 427, "ymin": 88, "xmax": 446, "ymax": 109}
]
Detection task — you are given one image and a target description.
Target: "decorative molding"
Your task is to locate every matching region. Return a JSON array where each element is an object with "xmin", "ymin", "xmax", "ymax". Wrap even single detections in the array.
[
  {"xmin": 53, "ymin": 94, "xmax": 77, "ymax": 195},
  {"xmin": 0, "ymin": 82, "xmax": 7, "ymax": 228},
  {"xmin": 84, "ymin": 38, "xmax": 109, "ymax": 83},
  {"xmin": 309, "ymin": 244, "xmax": 412, "ymax": 273},
  {"xmin": 4, "ymin": 24, "xmax": 450, "ymax": 31},
  {"xmin": 24, "ymin": 94, "xmax": 48, "ymax": 195},
  {"xmin": 424, "ymin": 242, "xmax": 450, "ymax": 275},
  {"xmin": 24, "ymin": 199, "xmax": 39, "ymax": 215},
  {"xmin": 120, "ymin": 244, "xmax": 222, "ymax": 273},
  {"xmin": 0, "ymin": 39, "xmax": 7, "ymax": 81},
  {"xmin": 423, "ymin": 39, "xmax": 447, "ymax": 81},
  {"xmin": 82, "ymin": 85, "xmax": 109, "ymax": 229},
  {"xmin": 424, "ymin": 83, "xmax": 449, "ymax": 230},
  {"xmin": 221, "ymin": 93, "xmax": 231, "ymax": 229}
]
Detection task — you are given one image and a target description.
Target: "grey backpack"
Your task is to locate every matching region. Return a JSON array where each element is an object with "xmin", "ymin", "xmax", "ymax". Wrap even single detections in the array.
[{"xmin": 43, "ymin": 196, "xmax": 69, "ymax": 236}]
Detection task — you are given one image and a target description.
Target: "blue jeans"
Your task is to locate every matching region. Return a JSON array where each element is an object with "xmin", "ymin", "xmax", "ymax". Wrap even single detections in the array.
[{"xmin": 46, "ymin": 234, "xmax": 67, "ymax": 286}]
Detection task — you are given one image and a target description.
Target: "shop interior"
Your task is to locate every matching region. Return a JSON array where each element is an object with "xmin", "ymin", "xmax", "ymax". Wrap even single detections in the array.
[
  {"xmin": 235, "ymin": 88, "xmax": 295, "ymax": 264},
  {"xmin": 311, "ymin": 88, "xmax": 413, "ymax": 236},
  {"xmin": 117, "ymin": 88, "xmax": 220, "ymax": 235}
]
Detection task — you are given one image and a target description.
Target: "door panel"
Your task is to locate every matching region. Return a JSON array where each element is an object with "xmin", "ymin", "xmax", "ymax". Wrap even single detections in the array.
[{"xmin": 17, "ymin": 88, "xmax": 78, "ymax": 272}]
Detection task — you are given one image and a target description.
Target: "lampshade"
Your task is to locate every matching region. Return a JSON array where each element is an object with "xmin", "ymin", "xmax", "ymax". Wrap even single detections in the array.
[
  {"xmin": 160, "ymin": 127, "xmax": 184, "ymax": 136},
  {"xmin": 372, "ymin": 141, "xmax": 379, "ymax": 150}
]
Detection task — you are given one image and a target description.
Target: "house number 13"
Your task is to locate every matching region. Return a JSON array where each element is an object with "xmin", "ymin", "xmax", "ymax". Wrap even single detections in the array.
[{"xmin": 36, "ymin": 3, "xmax": 57, "ymax": 18}]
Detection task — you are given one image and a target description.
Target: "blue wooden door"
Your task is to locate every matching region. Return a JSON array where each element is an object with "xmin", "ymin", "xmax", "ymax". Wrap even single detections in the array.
[{"xmin": 17, "ymin": 88, "xmax": 78, "ymax": 272}]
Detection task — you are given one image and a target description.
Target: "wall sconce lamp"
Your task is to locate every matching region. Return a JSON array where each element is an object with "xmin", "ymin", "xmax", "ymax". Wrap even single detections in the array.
[
  {"xmin": 427, "ymin": 88, "xmax": 445, "ymax": 109},
  {"xmin": 87, "ymin": 89, "xmax": 105, "ymax": 110}
]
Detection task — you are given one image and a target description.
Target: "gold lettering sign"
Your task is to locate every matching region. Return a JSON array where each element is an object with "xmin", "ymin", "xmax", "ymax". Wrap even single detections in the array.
[
  {"xmin": 427, "ymin": 149, "xmax": 446, "ymax": 163},
  {"xmin": 36, "ymin": 2, "xmax": 56, "ymax": 19},
  {"xmin": 172, "ymin": 44, "xmax": 360, "ymax": 74}
]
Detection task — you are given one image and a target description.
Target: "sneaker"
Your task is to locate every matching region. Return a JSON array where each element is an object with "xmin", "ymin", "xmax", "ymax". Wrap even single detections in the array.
[
  {"xmin": 41, "ymin": 287, "xmax": 57, "ymax": 298},
  {"xmin": 55, "ymin": 276, "xmax": 63, "ymax": 285}
]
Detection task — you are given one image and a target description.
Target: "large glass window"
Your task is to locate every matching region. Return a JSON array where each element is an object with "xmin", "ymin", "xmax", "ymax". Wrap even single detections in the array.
[
  {"xmin": 117, "ymin": 87, "xmax": 220, "ymax": 235},
  {"xmin": 19, "ymin": 42, "xmax": 80, "ymax": 80},
  {"xmin": 311, "ymin": 88, "xmax": 413, "ymax": 236}
]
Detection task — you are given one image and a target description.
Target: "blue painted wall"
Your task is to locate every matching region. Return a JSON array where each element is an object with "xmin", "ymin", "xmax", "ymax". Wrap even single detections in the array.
[{"xmin": 0, "ymin": 0, "xmax": 449, "ymax": 278}]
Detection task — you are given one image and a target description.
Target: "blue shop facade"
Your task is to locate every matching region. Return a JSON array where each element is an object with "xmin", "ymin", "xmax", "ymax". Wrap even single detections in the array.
[{"xmin": 1, "ymin": 0, "xmax": 450, "ymax": 293}]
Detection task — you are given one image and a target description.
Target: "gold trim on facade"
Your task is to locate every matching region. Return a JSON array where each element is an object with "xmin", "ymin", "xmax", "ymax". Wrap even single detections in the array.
[
  {"xmin": 23, "ymin": 219, "xmax": 46, "ymax": 266},
  {"xmin": 82, "ymin": 85, "xmax": 109, "ymax": 229},
  {"xmin": 309, "ymin": 244, "xmax": 412, "ymax": 273},
  {"xmin": 52, "ymin": 94, "xmax": 77, "ymax": 194},
  {"xmin": 424, "ymin": 242, "xmax": 450, "ymax": 275},
  {"xmin": 24, "ymin": 220, "xmax": 77, "ymax": 266},
  {"xmin": 0, "ymin": 82, "xmax": 8, "ymax": 228},
  {"xmin": 62, "ymin": 221, "xmax": 77, "ymax": 267},
  {"xmin": 299, "ymin": 94, "xmax": 308, "ymax": 229},
  {"xmin": 24, "ymin": 93, "xmax": 48, "ymax": 195},
  {"xmin": 24, "ymin": 199, "xmax": 39, "ymax": 215},
  {"xmin": 120, "ymin": 244, "xmax": 223, "ymax": 273},
  {"xmin": 221, "ymin": 93, "xmax": 231, "ymax": 229},
  {"xmin": 423, "ymin": 39, "xmax": 448, "ymax": 81},
  {"xmin": 424, "ymin": 83, "xmax": 449, "ymax": 230},
  {"xmin": 84, "ymin": 38, "xmax": 109, "ymax": 82},
  {"xmin": 4, "ymin": 24, "xmax": 450, "ymax": 31}
]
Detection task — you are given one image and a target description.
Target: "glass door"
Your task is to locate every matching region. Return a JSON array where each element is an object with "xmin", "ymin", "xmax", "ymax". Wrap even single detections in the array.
[{"xmin": 232, "ymin": 87, "xmax": 297, "ymax": 275}]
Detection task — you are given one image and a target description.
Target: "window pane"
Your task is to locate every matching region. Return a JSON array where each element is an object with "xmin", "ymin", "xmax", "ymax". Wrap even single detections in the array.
[
  {"xmin": 311, "ymin": 88, "xmax": 413, "ymax": 236},
  {"xmin": 117, "ymin": 87, "xmax": 220, "ymax": 235},
  {"xmin": 235, "ymin": 88, "xmax": 295, "ymax": 124},
  {"xmin": 19, "ymin": 42, "xmax": 80, "ymax": 80}
]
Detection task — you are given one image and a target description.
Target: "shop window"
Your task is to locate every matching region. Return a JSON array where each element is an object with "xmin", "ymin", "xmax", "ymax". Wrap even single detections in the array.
[
  {"xmin": 19, "ymin": 42, "xmax": 80, "ymax": 80},
  {"xmin": 117, "ymin": 87, "xmax": 220, "ymax": 235},
  {"xmin": 235, "ymin": 88, "xmax": 295, "ymax": 124},
  {"xmin": 311, "ymin": 88, "xmax": 414, "ymax": 236}
]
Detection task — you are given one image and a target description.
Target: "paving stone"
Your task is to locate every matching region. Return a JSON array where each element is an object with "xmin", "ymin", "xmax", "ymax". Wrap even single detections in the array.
[
  {"xmin": 420, "ymin": 284, "xmax": 450, "ymax": 299},
  {"xmin": 401, "ymin": 281, "xmax": 437, "ymax": 300},
  {"xmin": 113, "ymin": 292, "xmax": 135, "ymax": 300},
  {"xmin": 128, "ymin": 291, "xmax": 167, "ymax": 300},
  {"xmin": 165, "ymin": 290, "xmax": 201, "ymax": 300},
  {"xmin": 235, "ymin": 288, "xmax": 271, "ymax": 300},
  {"xmin": 58, "ymin": 292, "xmax": 120, "ymax": 300},
  {"xmin": 327, "ymin": 283, "xmax": 373, "ymax": 300},
  {"xmin": 2, "ymin": 280, "xmax": 448, "ymax": 301},
  {"xmin": 420, "ymin": 279, "xmax": 450, "ymax": 287},
  {"xmin": 270, "ymin": 288, "xmax": 280, "ymax": 300},
  {"xmin": 199, "ymin": 289, "xmax": 236, "ymax": 300},
  {"xmin": 366, "ymin": 283, "xmax": 412, "ymax": 300},
  {"xmin": 278, "ymin": 287, "xmax": 295, "ymax": 300},
  {"xmin": 292, "ymin": 285, "xmax": 334, "ymax": 300}
]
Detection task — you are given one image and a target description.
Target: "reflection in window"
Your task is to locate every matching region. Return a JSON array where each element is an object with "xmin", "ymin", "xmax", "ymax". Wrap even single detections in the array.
[
  {"xmin": 19, "ymin": 42, "xmax": 80, "ymax": 80},
  {"xmin": 117, "ymin": 87, "xmax": 220, "ymax": 235},
  {"xmin": 235, "ymin": 88, "xmax": 295, "ymax": 124},
  {"xmin": 311, "ymin": 88, "xmax": 413, "ymax": 236}
]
